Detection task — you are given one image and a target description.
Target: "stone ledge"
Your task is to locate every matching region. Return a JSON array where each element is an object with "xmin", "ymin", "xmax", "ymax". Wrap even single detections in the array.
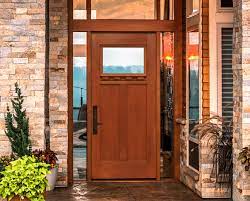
[
  {"xmin": 183, "ymin": 166, "xmax": 200, "ymax": 181},
  {"xmin": 176, "ymin": 118, "xmax": 187, "ymax": 125}
]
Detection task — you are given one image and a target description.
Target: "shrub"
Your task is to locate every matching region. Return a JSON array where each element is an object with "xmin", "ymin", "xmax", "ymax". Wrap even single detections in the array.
[
  {"xmin": 0, "ymin": 155, "xmax": 50, "ymax": 201},
  {"xmin": 5, "ymin": 83, "xmax": 31, "ymax": 157}
]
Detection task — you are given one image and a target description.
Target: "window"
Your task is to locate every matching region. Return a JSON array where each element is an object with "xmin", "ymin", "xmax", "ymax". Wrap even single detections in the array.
[
  {"xmin": 102, "ymin": 47, "xmax": 145, "ymax": 74},
  {"xmin": 73, "ymin": 32, "xmax": 87, "ymax": 180},
  {"xmin": 73, "ymin": 0, "xmax": 87, "ymax": 19},
  {"xmin": 187, "ymin": 31, "xmax": 200, "ymax": 171},
  {"xmin": 160, "ymin": 0, "xmax": 174, "ymax": 20},
  {"xmin": 91, "ymin": 0, "xmax": 155, "ymax": 19},
  {"xmin": 187, "ymin": 0, "xmax": 199, "ymax": 17},
  {"xmin": 221, "ymin": 28, "xmax": 233, "ymax": 125},
  {"xmin": 221, "ymin": 0, "xmax": 233, "ymax": 8},
  {"xmin": 217, "ymin": 27, "xmax": 233, "ymax": 177}
]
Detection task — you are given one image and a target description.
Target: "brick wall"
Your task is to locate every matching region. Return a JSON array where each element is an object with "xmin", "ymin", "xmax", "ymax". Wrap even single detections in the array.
[
  {"xmin": 233, "ymin": 0, "xmax": 250, "ymax": 200},
  {"xmin": 0, "ymin": 1, "xmax": 46, "ymax": 155},
  {"xmin": 49, "ymin": 0, "xmax": 68, "ymax": 186}
]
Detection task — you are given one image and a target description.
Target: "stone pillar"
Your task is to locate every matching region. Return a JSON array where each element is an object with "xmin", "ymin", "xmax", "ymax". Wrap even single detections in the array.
[
  {"xmin": 0, "ymin": 1, "xmax": 46, "ymax": 154},
  {"xmin": 49, "ymin": 0, "xmax": 68, "ymax": 186},
  {"xmin": 233, "ymin": 0, "xmax": 250, "ymax": 200}
]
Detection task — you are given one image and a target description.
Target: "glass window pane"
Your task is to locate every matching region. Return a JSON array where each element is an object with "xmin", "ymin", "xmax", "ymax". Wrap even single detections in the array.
[
  {"xmin": 103, "ymin": 48, "xmax": 144, "ymax": 74},
  {"xmin": 221, "ymin": 0, "xmax": 233, "ymax": 7},
  {"xmin": 73, "ymin": 0, "xmax": 87, "ymax": 19},
  {"xmin": 160, "ymin": 0, "xmax": 174, "ymax": 20},
  {"xmin": 188, "ymin": 32, "xmax": 199, "ymax": 136},
  {"xmin": 91, "ymin": 0, "xmax": 155, "ymax": 19},
  {"xmin": 73, "ymin": 32, "xmax": 87, "ymax": 180},
  {"xmin": 187, "ymin": 0, "xmax": 199, "ymax": 17},
  {"xmin": 160, "ymin": 32, "xmax": 174, "ymax": 178}
]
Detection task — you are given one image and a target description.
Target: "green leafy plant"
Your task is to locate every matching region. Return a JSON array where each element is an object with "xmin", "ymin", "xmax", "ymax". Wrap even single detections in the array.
[
  {"xmin": 0, "ymin": 155, "xmax": 50, "ymax": 201},
  {"xmin": 32, "ymin": 149, "xmax": 58, "ymax": 169},
  {"xmin": 191, "ymin": 115, "xmax": 233, "ymax": 185},
  {"xmin": 5, "ymin": 83, "xmax": 31, "ymax": 157},
  {"xmin": 0, "ymin": 156, "xmax": 16, "ymax": 174},
  {"xmin": 238, "ymin": 146, "xmax": 250, "ymax": 171}
]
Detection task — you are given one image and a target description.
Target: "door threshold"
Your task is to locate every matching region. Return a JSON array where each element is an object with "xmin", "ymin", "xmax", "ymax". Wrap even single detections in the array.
[{"xmin": 88, "ymin": 178, "xmax": 177, "ymax": 183}]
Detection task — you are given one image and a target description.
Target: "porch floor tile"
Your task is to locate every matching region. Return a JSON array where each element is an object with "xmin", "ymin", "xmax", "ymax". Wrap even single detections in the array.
[{"xmin": 47, "ymin": 180, "xmax": 232, "ymax": 201}]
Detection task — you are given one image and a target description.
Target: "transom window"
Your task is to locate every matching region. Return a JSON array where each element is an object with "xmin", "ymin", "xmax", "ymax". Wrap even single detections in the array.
[{"xmin": 73, "ymin": 0, "xmax": 174, "ymax": 20}]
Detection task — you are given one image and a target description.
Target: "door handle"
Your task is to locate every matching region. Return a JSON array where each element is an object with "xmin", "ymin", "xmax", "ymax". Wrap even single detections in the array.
[{"xmin": 93, "ymin": 106, "xmax": 102, "ymax": 135}]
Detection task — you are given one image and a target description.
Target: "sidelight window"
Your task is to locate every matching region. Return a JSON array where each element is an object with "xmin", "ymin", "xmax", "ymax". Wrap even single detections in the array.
[
  {"xmin": 73, "ymin": 32, "xmax": 87, "ymax": 180},
  {"xmin": 187, "ymin": 31, "xmax": 200, "ymax": 171}
]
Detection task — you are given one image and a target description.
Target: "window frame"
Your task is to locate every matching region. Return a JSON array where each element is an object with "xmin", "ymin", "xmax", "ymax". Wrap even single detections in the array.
[
  {"xmin": 217, "ymin": 24, "xmax": 233, "ymax": 118},
  {"xmin": 72, "ymin": 0, "xmax": 176, "ymax": 21},
  {"xmin": 69, "ymin": 0, "xmax": 184, "ymax": 183},
  {"xmin": 186, "ymin": 29, "xmax": 202, "ymax": 173},
  {"xmin": 217, "ymin": 0, "xmax": 233, "ymax": 13}
]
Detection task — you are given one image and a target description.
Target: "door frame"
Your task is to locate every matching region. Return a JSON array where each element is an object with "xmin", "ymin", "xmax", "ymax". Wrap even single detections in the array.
[{"xmin": 68, "ymin": 0, "xmax": 184, "ymax": 184}]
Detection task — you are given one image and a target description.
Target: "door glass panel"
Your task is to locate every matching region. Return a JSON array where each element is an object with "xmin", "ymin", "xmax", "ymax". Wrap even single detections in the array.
[
  {"xmin": 73, "ymin": 0, "xmax": 87, "ymax": 19},
  {"xmin": 91, "ymin": 0, "xmax": 155, "ymax": 19},
  {"xmin": 103, "ymin": 47, "xmax": 144, "ymax": 74},
  {"xmin": 73, "ymin": 32, "xmax": 87, "ymax": 180}
]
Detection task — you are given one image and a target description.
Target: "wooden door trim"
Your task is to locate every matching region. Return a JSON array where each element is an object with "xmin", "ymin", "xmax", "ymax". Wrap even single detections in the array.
[
  {"xmin": 68, "ymin": 0, "xmax": 184, "ymax": 184},
  {"xmin": 73, "ymin": 20, "xmax": 176, "ymax": 32}
]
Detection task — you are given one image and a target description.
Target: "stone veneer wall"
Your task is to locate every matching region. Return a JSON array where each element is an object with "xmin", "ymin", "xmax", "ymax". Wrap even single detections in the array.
[
  {"xmin": 233, "ymin": 0, "xmax": 250, "ymax": 200},
  {"xmin": 180, "ymin": 0, "xmax": 231, "ymax": 198},
  {"xmin": 0, "ymin": 1, "xmax": 46, "ymax": 154},
  {"xmin": 49, "ymin": 0, "xmax": 68, "ymax": 186},
  {"xmin": 179, "ymin": 120, "xmax": 231, "ymax": 198}
]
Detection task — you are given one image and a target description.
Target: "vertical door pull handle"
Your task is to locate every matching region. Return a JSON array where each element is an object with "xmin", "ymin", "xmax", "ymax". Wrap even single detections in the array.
[{"xmin": 93, "ymin": 106, "xmax": 99, "ymax": 135}]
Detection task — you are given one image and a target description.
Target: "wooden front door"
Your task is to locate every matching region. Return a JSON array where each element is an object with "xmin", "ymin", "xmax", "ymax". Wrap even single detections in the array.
[{"xmin": 91, "ymin": 33, "xmax": 159, "ymax": 179}]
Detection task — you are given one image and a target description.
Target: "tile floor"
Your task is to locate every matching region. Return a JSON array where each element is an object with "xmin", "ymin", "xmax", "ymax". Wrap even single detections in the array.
[{"xmin": 47, "ymin": 180, "xmax": 232, "ymax": 201}]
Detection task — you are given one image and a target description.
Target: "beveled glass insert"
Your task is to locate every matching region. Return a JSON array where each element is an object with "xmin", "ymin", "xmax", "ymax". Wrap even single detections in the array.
[
  {"xmin": 73, "ymin": 0, "xmax": 87, "ymax": 19},
  {"xmin": 91, "ymin": 0, "xmax": 155, "ymax": 19},
  {"xmin": 103, "ymin": 47, "xmax": 144, "ymax": 74}
]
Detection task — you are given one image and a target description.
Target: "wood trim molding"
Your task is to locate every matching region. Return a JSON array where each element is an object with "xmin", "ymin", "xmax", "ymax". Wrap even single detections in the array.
[
  {"xmin": 72, "ymin": 20, "xmax": 176, "ymax": 32},
  {"xmin": 201, "ymin": 0, "xmax": 210, "ymax": 118},
  {"xmin": 67, "ymin": 0, "xmax": 73, "ymax": 185}
]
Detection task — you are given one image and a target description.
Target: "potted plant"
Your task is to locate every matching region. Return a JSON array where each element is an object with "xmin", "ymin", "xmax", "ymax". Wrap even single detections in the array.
[
  {"xmin": 33, "ymin": 149, "xmax": 58, "ymax": 191},
  {"xmin": 191, "ymin": 115, "xmax": 233, "ymax": 185},
  {"xmin": 0, "ymin": 156, "xmax": 16, "ymax": 173},
  {"xmin": 0, "ymin": 155, "xmax": 50, "ymax": 201},
  {"xmin": 238, "ymin": 146, "xmax": 250, "ymax": 172}
]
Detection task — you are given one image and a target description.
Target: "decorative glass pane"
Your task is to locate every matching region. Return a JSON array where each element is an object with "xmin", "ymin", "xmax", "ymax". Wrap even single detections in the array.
[
  {"xmin": 103, "ymin": 48, "xmax": 144, "ymax": 74},
  {"xmin": 91, "ymin": 0, "xmax": 155, "ymax": 19},
  {"xmin": 73, "ymin": 32, "xmax": 87, "ymax": 180},
  {"xmin": 73, "ymin": 0, "xmax": 87, "ymax": 19}
]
